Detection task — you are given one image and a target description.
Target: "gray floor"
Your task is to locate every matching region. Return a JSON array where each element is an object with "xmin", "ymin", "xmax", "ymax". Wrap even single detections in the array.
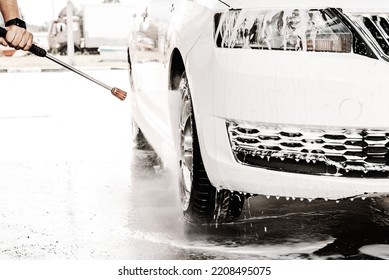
[{"xmin": 1, "ymin": 69, "xmax": 389, "ymax": 260}]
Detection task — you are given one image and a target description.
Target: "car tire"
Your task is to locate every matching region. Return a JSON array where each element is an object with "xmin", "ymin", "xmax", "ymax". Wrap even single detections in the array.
[
  {"xmin": 132, "ymin": 120, "xmax": 162, "ymax": 168},
  {"xmin": 132, "ymin": 120, "xmax": 152, "ymax": 151},
  {"xmin": 178, "ymin": 72, "xmax": 245, "ymax": 224},
  {"xmin": 58, "ymin": 44, "xmax": 81, "ymax": 56}
]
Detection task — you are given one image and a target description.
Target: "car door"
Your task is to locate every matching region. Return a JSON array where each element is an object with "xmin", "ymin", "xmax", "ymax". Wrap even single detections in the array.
[
  {"xmin": 129, "ymin": 0, "xmax": 180, "ymax": 157},
  {"xmin": 131, "ymin": 0, "xmax": 178, "ymax": 92}
]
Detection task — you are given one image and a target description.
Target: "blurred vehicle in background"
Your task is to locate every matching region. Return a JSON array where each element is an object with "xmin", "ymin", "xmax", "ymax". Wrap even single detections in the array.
[{"xmin": 48, "ymin": 1, "xmax": 136, "ymax": 55}]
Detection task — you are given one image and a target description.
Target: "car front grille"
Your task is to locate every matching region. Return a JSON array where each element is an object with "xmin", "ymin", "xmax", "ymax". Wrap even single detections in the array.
[{"xmin": 227, "ymin": 121, "xmax": 389, "ymax": 178}]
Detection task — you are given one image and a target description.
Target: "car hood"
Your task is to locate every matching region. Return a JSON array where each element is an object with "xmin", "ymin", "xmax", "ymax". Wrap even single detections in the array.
[{"xmin": 222, "ymin": 0, "xmax": 389, "ymax": 13}]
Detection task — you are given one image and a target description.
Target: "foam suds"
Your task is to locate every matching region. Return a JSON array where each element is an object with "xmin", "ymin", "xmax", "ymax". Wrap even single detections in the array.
[{"xmin": 359, "ymin": 244, "xmax": 389, "ymax": 259}]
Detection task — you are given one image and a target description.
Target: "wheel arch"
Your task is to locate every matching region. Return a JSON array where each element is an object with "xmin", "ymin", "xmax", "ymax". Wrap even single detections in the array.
[{"xmin": 169, "ymin": 48, "xmax": 186, "ymax": 90}]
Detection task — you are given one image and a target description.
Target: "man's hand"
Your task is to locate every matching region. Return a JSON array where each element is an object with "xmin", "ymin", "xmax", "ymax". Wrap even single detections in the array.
[{"xmin": 0, "ymin": 25, "xmax": 33, "ymax": 51}]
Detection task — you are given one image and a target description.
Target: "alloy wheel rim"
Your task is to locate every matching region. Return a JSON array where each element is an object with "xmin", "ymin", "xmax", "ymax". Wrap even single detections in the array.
[{"xmin": 179, "ymin": 93, "xmax": 193, "ymax": 211}]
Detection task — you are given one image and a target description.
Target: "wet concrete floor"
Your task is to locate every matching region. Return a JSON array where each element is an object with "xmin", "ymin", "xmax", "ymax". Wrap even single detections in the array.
[
  {"xmin": 130, "ymin": 146, "xmax": 389, "ymax": 260},
  {"xmin": 0, "ymin": 70, "xmax": 389, "ymax": 259}
]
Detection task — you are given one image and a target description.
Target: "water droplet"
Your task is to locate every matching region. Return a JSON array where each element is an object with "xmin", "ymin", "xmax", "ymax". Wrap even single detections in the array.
[
  {"xmin": 276, "ymin": 196, "xmax": 280, "ymax": 200},
  {"xmin": 361, "ymin": 197, "xmax": 366, "ymax": 200},
  {"xmin": 336, "ymin": 200, "xmax": 340, "ymax": 203},
  {"xmin": 350, "ymin": 198, "xmax": 354, "ymax": 202},
  {"xmin": 266, "ymin": 195, "xmax": 270, "ymax": 199},
  {"xmin": 264, "ymin": 226, "xmax": 267, "ymax": 232},
  {"xmin": 286, "ymin": 197, "xmax": 290, "ymax": 201},
  {"xmin": 300, "ymin": 198, "xmax": 304, "ymax": 201}
]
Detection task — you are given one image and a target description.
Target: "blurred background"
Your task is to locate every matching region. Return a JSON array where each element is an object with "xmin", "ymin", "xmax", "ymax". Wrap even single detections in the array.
[{"xmin": 1, "ymin": 0, "xmax": 138, "ymax": 61}]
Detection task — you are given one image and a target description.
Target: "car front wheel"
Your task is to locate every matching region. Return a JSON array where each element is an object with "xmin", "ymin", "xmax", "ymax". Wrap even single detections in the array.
[{"xmin": 178, "ymin": 72, "xmax": 245, "ymax": 224}]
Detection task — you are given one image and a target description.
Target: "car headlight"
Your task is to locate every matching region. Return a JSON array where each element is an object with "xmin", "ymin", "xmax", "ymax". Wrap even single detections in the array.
[
  {"xmin": 350, "ymin": 14, "xmax": 389, "ymax": 57},
  {"xmin": 214, "ymin": 8, "xmax": 352, "ymax": 53}
]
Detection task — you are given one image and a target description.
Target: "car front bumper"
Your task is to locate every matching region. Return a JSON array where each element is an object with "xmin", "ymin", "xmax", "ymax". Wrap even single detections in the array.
[{"xmin": 186, "ymin": 42, "xmax": 389, "ymax": 199}]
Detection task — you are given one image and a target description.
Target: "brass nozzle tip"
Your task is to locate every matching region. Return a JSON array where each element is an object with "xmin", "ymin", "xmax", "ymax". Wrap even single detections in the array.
[{"xmin": 111, "ymin": 87, "xmax": 127, "ymax": 101}]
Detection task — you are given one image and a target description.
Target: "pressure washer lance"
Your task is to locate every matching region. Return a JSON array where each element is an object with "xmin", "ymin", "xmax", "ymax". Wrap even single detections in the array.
[{"xmin": 0, "ymin": 27, "xmax": 127, "ymax": 101}]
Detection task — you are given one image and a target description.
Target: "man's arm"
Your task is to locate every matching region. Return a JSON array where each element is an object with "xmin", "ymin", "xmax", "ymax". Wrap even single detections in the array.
[
  {"xmin": 0, "ymin": 0, "xmax": 20, "ymax": 20},
  {"xmin": 0, "ymin": 0, "xmax": 33, "ymax": 51}
]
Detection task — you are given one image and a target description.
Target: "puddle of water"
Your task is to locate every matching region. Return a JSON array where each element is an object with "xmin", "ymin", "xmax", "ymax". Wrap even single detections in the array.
[{"xmin": 124, "ymin": 228, "xmax": 335, "ymax": 259}]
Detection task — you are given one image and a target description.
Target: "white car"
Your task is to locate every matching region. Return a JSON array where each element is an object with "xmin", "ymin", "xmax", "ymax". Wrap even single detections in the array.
[{"xmin": 128, "ymin": 0, "xmax": 389, "ymax": 223}]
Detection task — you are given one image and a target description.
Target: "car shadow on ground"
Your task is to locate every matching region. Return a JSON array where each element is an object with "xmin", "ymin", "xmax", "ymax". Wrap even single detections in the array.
[{"xmin": 184, "ymin": 196, "xmax": 389, "ymax": 259}]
